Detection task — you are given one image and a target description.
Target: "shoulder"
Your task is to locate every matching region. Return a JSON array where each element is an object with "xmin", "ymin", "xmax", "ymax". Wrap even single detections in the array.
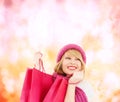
[{"xmin": 77, "ymin": 80, "xmax": 97, "ymax": 102}]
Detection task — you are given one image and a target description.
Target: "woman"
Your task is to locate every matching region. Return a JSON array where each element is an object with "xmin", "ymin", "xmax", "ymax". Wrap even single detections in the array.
[
  {"xmin": 54, "ymin": 44, "xmax": 95, "ymax": 102},
  {"xmin": 33, "ymin": 43, "xmax": 95, "ymax": 102}
]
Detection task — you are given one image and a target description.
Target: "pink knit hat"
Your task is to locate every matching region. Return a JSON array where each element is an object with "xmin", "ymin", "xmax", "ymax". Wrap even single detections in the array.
[{"xmin": 56, "ymin": 44, "xmax": 86, "ymax": 63}]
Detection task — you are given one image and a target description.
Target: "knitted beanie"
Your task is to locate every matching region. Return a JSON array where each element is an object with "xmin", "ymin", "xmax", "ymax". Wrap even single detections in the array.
[{"xmin": 56, "ymin": 44, "xmax": 86, "ymax": 64}]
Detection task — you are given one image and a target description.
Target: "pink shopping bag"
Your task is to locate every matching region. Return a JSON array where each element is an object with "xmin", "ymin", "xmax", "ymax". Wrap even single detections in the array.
[
  {"xmin": 20, "ymin": 68, "xmax": 54, "ymax": 102},
  {"xmin": 20, "ymin": 68, "xmax": 68, "ymax": 102},
  {"xmin": 43, "ymin": 75, "xmax": 68, "ymax": 102}
]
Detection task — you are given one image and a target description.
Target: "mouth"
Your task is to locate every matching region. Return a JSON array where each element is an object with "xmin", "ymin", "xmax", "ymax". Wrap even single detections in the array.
[{"xmin": 67, "ymin": 66, "xmax": 77, "ymax": 70}]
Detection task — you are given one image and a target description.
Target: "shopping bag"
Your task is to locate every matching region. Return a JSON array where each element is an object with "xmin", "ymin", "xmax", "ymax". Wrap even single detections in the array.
[
  {"xmin": 43, "ymin": 75, "xmax": 68, "ymax": 102},
  {"xmin": 20, "ymin": 68, "xmax": 54, "ymax": 102},
  {"xmin": 20, "ymin": 68, "xmax": 32, "ymax": 102}
]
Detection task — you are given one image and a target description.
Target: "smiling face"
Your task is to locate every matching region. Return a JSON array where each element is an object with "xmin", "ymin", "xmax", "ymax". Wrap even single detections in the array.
[{"xmin": 61, "ymin": 50, "xmax": 83, "ymax": 75}]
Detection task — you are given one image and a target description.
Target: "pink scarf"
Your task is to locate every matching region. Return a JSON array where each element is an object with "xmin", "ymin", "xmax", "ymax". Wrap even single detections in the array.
[{"xmin": 75, "ymin": 87, "xmax": 88, "ymax": 102}]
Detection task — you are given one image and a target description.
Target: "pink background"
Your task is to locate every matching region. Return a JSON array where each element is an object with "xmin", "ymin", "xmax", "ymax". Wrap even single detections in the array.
[{"xmin": 0, "ymin": 0, "xmax": 120, "ymax": 102}]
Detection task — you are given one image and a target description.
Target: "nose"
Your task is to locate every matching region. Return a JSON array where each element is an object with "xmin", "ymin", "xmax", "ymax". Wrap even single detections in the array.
[{"xmin": 70, "ymin": 59, "xmax": 76, "ymax": 64}]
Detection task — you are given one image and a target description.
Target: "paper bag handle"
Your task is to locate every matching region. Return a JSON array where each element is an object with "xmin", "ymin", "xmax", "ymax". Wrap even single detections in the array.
[{"xmin": 34, "ymin": 51, "xmax": 45, "ymax": 72}]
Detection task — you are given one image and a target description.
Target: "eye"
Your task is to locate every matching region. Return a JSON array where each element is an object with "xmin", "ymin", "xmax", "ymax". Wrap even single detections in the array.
[
  {"xmin": 65, "ymin": 57, "xmax": 71, "ymax": 60},
  {"xmin": 75, "ymin": 58, "xmax": 81, "ymax": 61}
]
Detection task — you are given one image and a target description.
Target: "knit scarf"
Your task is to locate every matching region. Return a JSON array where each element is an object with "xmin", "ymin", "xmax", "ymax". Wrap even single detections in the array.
[{"xmin": 75, "ymin": 87, "xmax": 88, "ymax": 102}]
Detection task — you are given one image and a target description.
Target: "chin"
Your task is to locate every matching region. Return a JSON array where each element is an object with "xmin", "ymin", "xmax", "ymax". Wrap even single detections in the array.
[
  {"xmin": 66, "ymin": 72, "xmax": 73, "ymax": 76},
  {"xmin": 66, "ymin": 74, "xmax": 72, "ymax": 78}
]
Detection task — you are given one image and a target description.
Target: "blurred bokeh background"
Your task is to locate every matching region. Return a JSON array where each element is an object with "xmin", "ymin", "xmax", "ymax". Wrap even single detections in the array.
[{"xmin": 0, "ymin": 0, "xmax": 120, "ymax": 102}]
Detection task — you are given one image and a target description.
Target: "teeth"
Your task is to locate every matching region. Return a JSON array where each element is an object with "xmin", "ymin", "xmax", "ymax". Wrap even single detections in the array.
[{"xmin": 68, "ymin": 66, "xmax": 76, "ymax": 70}]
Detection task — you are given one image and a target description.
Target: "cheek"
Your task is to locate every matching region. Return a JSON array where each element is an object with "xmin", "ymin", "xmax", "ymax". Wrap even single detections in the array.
[
  {"xmin": 78, "ymin": 62, "xmax": 82, "ymax": 69},
  {"xmin": 61, "ymin": 61, "xmax": 66, "ymax": 69},
  {"xmin": 79, "ymin": 63, "xmax": 82, "ymax": 67},
  {"xmin": 62, "ymin": 60, "xmax": 68, "ymax": 66},
  {"xmin": 61, "ymin": 61, "xmax": 69, "ymax": 71}
]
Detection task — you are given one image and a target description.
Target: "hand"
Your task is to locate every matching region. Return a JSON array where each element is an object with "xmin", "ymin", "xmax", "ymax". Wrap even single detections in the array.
[
  {"xmin": 68, "ymin": 71, "xmax": 84, "ymax": 85},
  {"xmin": 34, "ymin": 52, "xmax": 44, "ymax": 71}
]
